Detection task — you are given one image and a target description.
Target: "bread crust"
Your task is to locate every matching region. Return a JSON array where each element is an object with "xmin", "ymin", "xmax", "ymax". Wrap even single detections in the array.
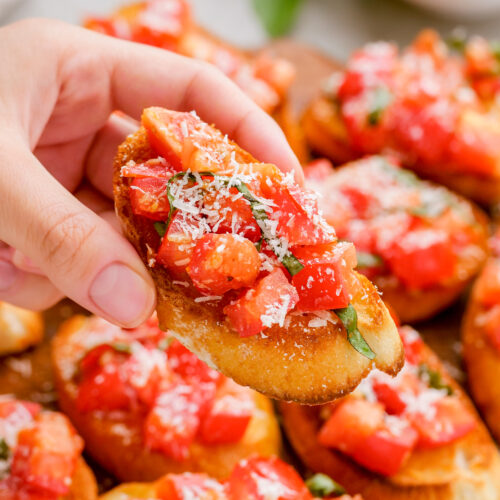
[
  {"xmin": 304, "ymin": 95, "xmax": 500, "ymax": 206},
  {"xmin": 0, "ymin": 302, "xmax": 44, "ymax": 356},
  {"xmin": 113, "ymin": 127, "xmax": 403, "ymax": 404},
  {"xmin": 66, "ymin": 457, "xmax": 99, "ymax": 500},
  {"xmin": 51, "ymin": 315, "xmax": 282, "ymax": 482},
  {"xmin": 280, "ymin": 341, "xmax": 500, "ymax": 500}
]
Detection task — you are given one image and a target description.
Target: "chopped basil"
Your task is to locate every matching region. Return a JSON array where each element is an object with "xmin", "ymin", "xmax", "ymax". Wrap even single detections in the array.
[
  {"xmin": 446, "ymin": 33, "xmax": 467, "ymax": 53},
  {"xmin": 336, "ymin": 305, "xmax": 376, "ymax": 360},
  {"xmin": 490, "ymin": 40, "xmax": 500, "ymax": 61},
  {"xmin": 408, "ymin": 203, "xmax": 446, "ymax": 218},
  {"xmin": 164, "ymin": 171, "xmax": 304, "ymax": 276},
  {"xmin": 154, "ymin": 221, "xmax": 167, "ymax": 237},
  {"xmin": 356, "ymin": 251, "xmax": 383, "ymax": 269},
  {"xmin": 157, "ymin": 336, "xmax": 175, "ymax": 351},
  {"xmin": 367, "ymin": 87, "xmax": 393, "ymax": 126},
  {"xmin": 110, "ymin": 342, "xmax": 133, "ymax": 354},
  {"xmin": 255, "ymin": 237, "xmax": 264, "ymax": 252},
  {"xmin": 378, "ymin": 160, "xmax": 418, "ymax": 187},
  {"xmin": 0, "ymin": 438, "xmax": 9, "ymax": 461},
  {"xmin": 306, "ymin": 473, "xmax": 346, "ymax": 497},
  {"xmin": 418, "ymin": 363, "xmax": 453, "ymax": 395}
]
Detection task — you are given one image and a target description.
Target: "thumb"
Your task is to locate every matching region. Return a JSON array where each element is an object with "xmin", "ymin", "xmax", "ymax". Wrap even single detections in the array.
[{"xmin": 0, "ymin": 138, "xmax": 156, "ymax": 327}]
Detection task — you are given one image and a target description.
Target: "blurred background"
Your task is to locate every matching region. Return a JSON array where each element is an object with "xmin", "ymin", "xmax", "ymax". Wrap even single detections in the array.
[{"xmin": 3, "ymin": 0, "xmax": 500, "ymax": 61}]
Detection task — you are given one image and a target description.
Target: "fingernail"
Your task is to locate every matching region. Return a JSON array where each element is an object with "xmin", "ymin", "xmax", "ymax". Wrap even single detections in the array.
[
  {"xmin": 0, "ymin": 259, "xmax": 19, "ymax": 291},
  {"xmin": 89, "ymin": 263, "xmax": 155, "ymax": 325}
]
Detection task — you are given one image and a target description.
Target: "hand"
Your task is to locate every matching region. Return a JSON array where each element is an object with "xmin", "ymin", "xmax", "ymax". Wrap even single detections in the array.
[{"xmin": 0, "ymin": 18, "xmax": 302, "ymax": 327}]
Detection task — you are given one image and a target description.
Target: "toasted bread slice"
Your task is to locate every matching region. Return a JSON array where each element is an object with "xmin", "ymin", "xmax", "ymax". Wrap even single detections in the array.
[
  {"xmin": 67, "ymin": 457, "xmax": 99, "ymax": 500},
  {"xmin": 113, "ymin": 124, "xmax": 403, "ymax": 403},
  {"xmin": 52, "ymin": 315, "xmax": 282, "ymax": 482},
  {"xmin": 280, "ymin": 338, "xmax": 500, "ymax": 500},
  {"xmin": 0, "ymin": 302, "xmax": 43, "ymax": 356}
]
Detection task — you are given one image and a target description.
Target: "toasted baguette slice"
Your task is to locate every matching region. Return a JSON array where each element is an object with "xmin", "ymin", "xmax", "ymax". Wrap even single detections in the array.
[
  {"xmin": 67, "ymin": 457, "xmax": 99, "ymax": 500},
  {"xmin": 52, "ymin": 315, "xmax": 282, "ymax": 482},
  {"xmin": 280, "ymin": 338, "xmax": 500, "ymax": 500},
  {"xmin": 0, "ymin": 302, "xmax": 43, "ymax": 356},
  {"xmin": 113, "ymin": 123, "xmax": 403, "ymax": 404}
]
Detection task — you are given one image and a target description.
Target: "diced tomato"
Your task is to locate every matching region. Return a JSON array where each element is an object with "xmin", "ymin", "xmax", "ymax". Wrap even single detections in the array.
[
  {"xmin": 187, "ymin": 234, "xmax": 261, "ymax": 295},
  {"xmin": 9, "ymin": 412, "xmax": 82, "ymax": 496},
  {"xmin": 0, "ymin": 400, "xmax": 40, "ymax": 420},
  {"xmin": 156, "ymin": 472, "xmax": 226, "ymax": 500},
  {"xmin": 482, "ymin": 306, "xmax": 500, "ymax": 352},
  {"xmin": 223, "ymin": 268, "xmax": 299, "ymax": 337},
  {"xmin": 156, "ymin": 212, "xmax": 197, "ymax": 278},
  {"xmin": 398, "ymin": 326, "xmax": 424, "ymax": 365},
  {"xmin": 475, "ymin": 260, "xmax": 500, "ymax": 307},
  {"xmin": 303, "ymin": 159, "xmax": 334, "ymax": 182},
  {"xmin": 409, "ymin": 397, "xmax": 476, "ymax": 449},
  {"xmin": 465, "ymin": 36, "xmax": 499, "ymax": 78},
  {"xmin": 121, "ymin": 158, "xmax": 177, "ymax": 179},
  {"xmin": 203, "ymin": 189, "xmax": 261, "ymax": 242},
  {"xmin": 130, "ymin": 177, "xmax": 170, "ymax": 220},
  {"xmin": 372, "ymin": 371, "xmax": 421, "ymax": 415},
  {"xmin": 198, "ymin": 381, "xmax": 253, "ymax": 445},
  {"xmin": 318, "ymin": 398, "xmax": 417, "ymax": 476},
  {"xmin": 384, "ymin": 229, "xmax": 456, "ymax": 289},
  {"xmin": 227, "ymin": 456, "xmax": 313, "ymax": 500},
  {"xmin": 144, "ymin": 384, "xmax": 205, "ymax": 461},
  {"xmin": 84, "ymin": 17, "xmax": 118, "ymax": 36},
  {"xmin": 292, "ymin": 242, "xmax": 356, "ymax": 312}
]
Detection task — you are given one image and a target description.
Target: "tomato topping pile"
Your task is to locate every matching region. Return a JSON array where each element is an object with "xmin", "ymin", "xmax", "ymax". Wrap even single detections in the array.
[
  {"xmin": 319, "ymin": 30, "xmax": 500, "ymax": 177},
  {"xmin": 121, "ymin": 108, "xmax": 366, "ymax": 350},
  {"xmin": 76, "ymin": 316, "xmax": 254, "ymax": 461},
  {"xmin": 0, "ymin": 399, "xmax": 83, "ymax": 499},
  {"xmin": 307, "ymin": 156, "xmax": 485, "ymax": 290},
  {"xmin": 155, "ymin": 455, "xmax": 350, "ymax": 500},
  {"xmin": 85, "ymin": 0, "xmax": 294, "ymax": 113},
  {"xmin": 317, "ymin": 326, "xmax": 476, "ymax": 476}
]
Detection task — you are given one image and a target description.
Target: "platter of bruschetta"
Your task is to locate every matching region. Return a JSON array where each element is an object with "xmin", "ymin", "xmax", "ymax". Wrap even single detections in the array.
[{"xmin": 3, "ymin": 0, "xmax": 500, "ymax": 498}]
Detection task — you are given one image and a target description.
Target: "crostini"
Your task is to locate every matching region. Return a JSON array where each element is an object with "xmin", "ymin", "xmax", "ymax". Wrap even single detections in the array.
[
  {"xmin": 85, "ymin": 0, "xmax": 295, "ymax": 115},
  {"xmin": 0, "ymin": 302, "xmax": 44, "ymax": 356},
  {"xmin": 463, "ymin": 230, "xmax": 500, "ymax": 442},
  {"xmin": 100, "ymin": 455, "xmax": 361, "ymax": 500},
  {"xmin": 113, "ymin": 107, "xmax": 403, "ymax": 403},
  {"xmin": 0, "ymin": 397, "xmax": 97, "ymax": 500},
  {"xmin": 303, "ymin": 30, "xmax": 500, "ymax": 205},
  {"xmin": 51, "ymin": 314, "xmax": 281, "ymax": 482},
  {"xmin": 305, "ymin": 156, "xmax": 489, "ymax": 323},
  {"xmin": 280, "ymin": 325, "xmax": 500, "ymax": 500}
]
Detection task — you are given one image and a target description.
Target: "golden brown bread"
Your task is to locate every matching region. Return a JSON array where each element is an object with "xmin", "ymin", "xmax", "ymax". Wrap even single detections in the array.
[
  {"xmin": 280, "ymin": 341, "xmax": 500, "ymax": 500},
  {"xmin": 0, "ymin": 302, "xmax": 44, "ymax": 356},
  {"xmin": 51, "ymin": 315, "xmax": 281, "ymax": 482},
  {"xmin": 113, "ymin": 126, "xmax": 403, "ymax": 404},
  {"xmin": 66, "ymin": 457, "xmax": 99, "ymax": 500}
]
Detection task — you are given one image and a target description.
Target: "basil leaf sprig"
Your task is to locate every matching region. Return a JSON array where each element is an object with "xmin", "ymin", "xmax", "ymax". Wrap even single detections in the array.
[
  {"xmin": 367, "ymin": 86, "xmax": 393, "ymax": 126},
  {"xmin": 306, "ymin": 473, "xmax": 346, "ymax": 497},
  {"xmin": 252, "ymin": 0, "xmax": 305, "ymax": 37},
  {"xmin": 0, "ymin": 438, "xmax": 9, "ymax": 462},
  {"xmin": 163, "ymin": 171, "xmax": 304, "ymax": 276},
  {"xmin": 335, "ymin": 305, "xmax": 375, "ymax": 360},
  {"xmin": 418, "ymin": 363, "xmax": 453, "ymax": 395}
]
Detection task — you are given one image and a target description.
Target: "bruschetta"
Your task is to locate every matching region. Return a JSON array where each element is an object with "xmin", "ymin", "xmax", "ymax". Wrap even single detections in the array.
[
  {"xmin": 51, "ymin": 314, "xmax": 281, "ymax": 482},
  {"xmin": 113, "ymin": 107, "xmax": 403, "ymax": 403},
  {"xmin": 303, "ymin": 30, "xmax": 500, "ymax": 205},
  {"xmin": 280, "ymin": 324, "xmax": 500, "ymax": 500},
  {"xmin": 0, "ymin": 397, "xmax": 97, "ymax": 500},
  {"xmin": 84, "ymin": 0, "xmax": 295, "ymax": 115},
  {"xmin": 0, "ymin": 302, "xmax": 44, "ymax": 356},
  {"xmin": 463, "ymin": 230, "xmax": 500, "ymax": 442},
  {"xmin": 99, "ymin": 455, "xmax": 361, "ymax": 500},
  {"xmin": 305, "ymin": 156, "xmax": 489, "ymax": 323}
]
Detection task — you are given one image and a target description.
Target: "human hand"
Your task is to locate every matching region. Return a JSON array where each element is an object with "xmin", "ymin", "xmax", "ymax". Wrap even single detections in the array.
[{"xmin": 0, "ymin": 18, "xmax": 302, "ymax": 327}]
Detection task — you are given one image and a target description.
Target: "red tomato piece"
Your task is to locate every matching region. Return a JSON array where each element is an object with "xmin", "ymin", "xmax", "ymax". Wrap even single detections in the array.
[
  {"xmin": 398, "ymin": 326, "xmax": 425, "ymax": 365},
  {"xmin": 318, "ymin": 398, "xmax": 417, "ymax": 477},
  {"xmin": 187, "ymin": 234, "xmax": 261, "ymax": 295},
  {"xmin": 384, "ymin": 229, "xmax": 456, "ymax": 289},
  {"xmin": 409, "ymin": 397, "xmax": 476, "ymax": 449},
  {"xmin": 198, "ymin": 381, "xmax": 253, "ymax": 445},
  {"xmin": 9, "ymin": 412, "xmax": 82, "ymax": 497},
  {"xmin": 372, "ymin": 371, "xmax": 422, "ymax": 415},
  {"xmin": 156, "ymin": 212, "xmax": 197, "ymax": 278},
  {"xmin": 130, "ymin": 177, "xmax": 170, "ymax": 220},
  {"xmin": 156, "ymin": 472, "xmax": 226, "ymax": 500},
  {"xmin": 292, "ymin": 242, "xmax": 356, "ymax": 312},
  {"xmin": 0, "ymin": 399, "xmax": 40, "ymax": 420},
  {"xmin": 121, "ymin": 158, "xmax": 177, "ymax": 179},
  {"xmin": 144, "ymin": 384, "xmax": 207, "ymax": 461},
  {"xmin": 227, "ymin": 456, "xmax": 313, "ymax": 500},
  {"xmin": 303, "ymin": 159, "xmax": 334, "ymax": 182},
  {"xmin": 223, "ymin": 268, "xmax": 299, "ymax": 337},
  {"xmin": 84, "ymin": 17, "xmax": 118, "ymax": 36}
]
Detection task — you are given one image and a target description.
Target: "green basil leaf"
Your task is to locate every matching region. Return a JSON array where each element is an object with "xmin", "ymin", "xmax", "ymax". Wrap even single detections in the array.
[
  {"xmin": 157, "ymin": 336, "xmax": 175, "ymax": 351},
  {"xmin": 336, "ymin": 305, "xmax": 376, "ymax": 360},
  {"xmin": 367, "ymin": 87, "xmax": 393, "ymax": 126},
  {"xmin": 356, "ymin": 251, "xmax": 383, "ymax": 269},
  {"xmin": 446, "ymin": 33, "xmax": 467, "ymax": 53},
  {"xmin": 418, "ymin": 363, "xmax": 453, "ymax": 395},
  {"xmin": 252, "ymin": 0, "xmax": 304, "ymax": 37},
  {"xmin": 154, "ymin": 221, "xmax": 167, "ymax": 237},
  {"xmin": 110, "ymin": 342, "xmax": 133, "ymax": 354},
  {"xmin": 0, "ymin": 438, "xmax": 9, "ymax": 461},
  {"xmin": 306, "ymin": 473, "xmax": 346, "ymax": 497}
]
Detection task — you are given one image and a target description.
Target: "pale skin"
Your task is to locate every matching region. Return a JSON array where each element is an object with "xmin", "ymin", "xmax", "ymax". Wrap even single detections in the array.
[{"xmin": 0, "ymin": 18, "xmax": 303, "ymax": 327}]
